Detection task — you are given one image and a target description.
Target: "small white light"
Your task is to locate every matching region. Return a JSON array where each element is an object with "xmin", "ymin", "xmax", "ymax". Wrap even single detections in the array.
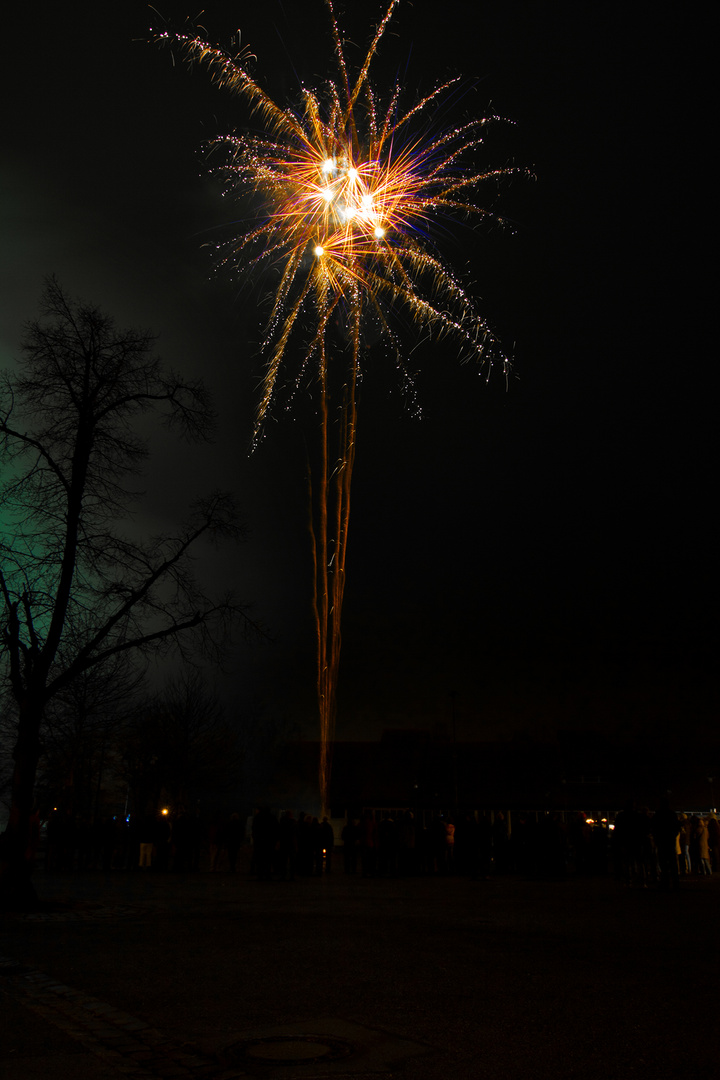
[
  {"xmin": 314, "ymin": 245, "xmax": 325, "ymax": 257},
  {"xmin": 321, "ymin": 186, "xmax": 334, "ymax": 203},
  {"xmin": 322, "ymin": 158, "xmax": 335, "ymax": 174},
  {"xmin": 374, "ymin": 226, "xmax": 386, "ymax": 239},
  {"xmin": 347, "ymin": 167, "xmax": 358, "ymax": 181}
]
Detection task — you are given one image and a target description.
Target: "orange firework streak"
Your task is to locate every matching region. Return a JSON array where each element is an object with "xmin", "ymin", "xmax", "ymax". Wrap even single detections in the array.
[
  {"xmin": 309, "ymin": 332, "xmax": 358, "ymax": 815},
  {"xmin": 153, "ymin": 0, "xmax": 522, "ymax": 814}
]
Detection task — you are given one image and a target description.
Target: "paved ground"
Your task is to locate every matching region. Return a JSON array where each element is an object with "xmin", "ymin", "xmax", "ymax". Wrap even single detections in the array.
[{"xmin": 1, "ymin": 856, "xmax": 719, "ymax": 1079}]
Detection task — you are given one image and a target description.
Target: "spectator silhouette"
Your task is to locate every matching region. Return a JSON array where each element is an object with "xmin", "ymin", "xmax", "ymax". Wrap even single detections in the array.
[
  {"xmin": 320, "ymin": 817, "xmax": 335, "ymax": 873},
  {"xmin": 253, "ymin": 807, "xmax": 279, "ymax": 880},
  {"xmin": 341, "ymin": 817, "xmax": 360, "ymax": 874},
  {"xmin": 226, "ymin": 812, "xmax": 243, "ymax": 873},
  {"xmin": 695, "ymin": 817, "xmax": 712, "ymax": 875},
  {"xmin": 297, "ymin": 812, "xmax": 314, "ymax": 875},
  {"xmin": 396, "ymin": 810, "xmax": 416, "ymax": 875},
  {"xmin": 277, "ymin": 810, "xmax": 298, "ymax": 880},
  {"xmin": 377, "ymin": 815, "xmax": 398, "ymax": 877},
  {"xmin": 651, "ymin": 797, "xmax": 680, "ymax": 890},
  {"xmin": 707, "ymin": 813, "xmax": 720, "ymax": 873},
  {"xmin": 359, "ymin": 811, "xmax": 378, "ymax": 877}
]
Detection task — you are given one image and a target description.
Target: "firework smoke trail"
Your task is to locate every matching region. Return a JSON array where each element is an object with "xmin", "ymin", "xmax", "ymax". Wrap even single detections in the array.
[{"xmin": 153, "ymin": 0, "xmax": 523, "ymax": 814}]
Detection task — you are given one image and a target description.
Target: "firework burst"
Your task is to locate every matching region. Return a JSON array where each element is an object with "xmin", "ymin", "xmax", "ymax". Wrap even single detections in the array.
[{"xmin": 153, "ymin": 0, "xmax": 522, "ymax": 813}]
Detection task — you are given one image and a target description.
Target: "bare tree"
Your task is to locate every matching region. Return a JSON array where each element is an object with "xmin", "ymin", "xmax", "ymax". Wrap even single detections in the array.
[
  {"xmin": 123, "ymin": 670, "xmax": 243, "ymax": 814},
  {"xmin": 0, "ymin": 278, "xmax": 251, "ymax": 907},
  {"xmin": 36, "ymin": 650, "xmax": 143, "ymax": 824}
]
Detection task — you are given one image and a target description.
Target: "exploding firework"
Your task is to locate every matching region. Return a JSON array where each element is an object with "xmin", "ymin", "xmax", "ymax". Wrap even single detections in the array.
[{"xmin": 153, "ymin": 0, "xmax": 522, "ymax": 814}]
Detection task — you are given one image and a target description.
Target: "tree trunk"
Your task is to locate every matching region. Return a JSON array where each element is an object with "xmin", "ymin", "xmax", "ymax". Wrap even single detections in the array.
[{"xmin": 0, "ymin": 702, "xmax": 43, "ymax": 910}]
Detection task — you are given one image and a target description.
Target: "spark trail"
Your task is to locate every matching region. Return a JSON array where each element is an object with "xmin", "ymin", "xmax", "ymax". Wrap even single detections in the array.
[{"xmin": 153, "ymin": 0, "xmax": 522, "ymax": 814}]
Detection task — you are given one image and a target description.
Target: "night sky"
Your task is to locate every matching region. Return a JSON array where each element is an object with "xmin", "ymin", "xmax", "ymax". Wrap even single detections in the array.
[{"xmin": 2, "ymin": 2, "xmax": 712, "ymax": 746}]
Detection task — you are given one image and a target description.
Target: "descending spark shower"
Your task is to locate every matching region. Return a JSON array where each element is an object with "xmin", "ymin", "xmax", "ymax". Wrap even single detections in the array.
[{"xmin": 154, "ymin": 0, "xmax": 520, "ymax": 814}]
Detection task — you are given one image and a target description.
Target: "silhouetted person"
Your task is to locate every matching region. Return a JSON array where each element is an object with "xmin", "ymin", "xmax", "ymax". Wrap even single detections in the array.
[
  {"xmin": 678, "ymin": 814, "xmax": 692, "ymax": 874},
  {"xmin": 453, "ymin": 811, "xmax": 478, "ymax": 877},
  {"xmin": 377, "ymin": 816, "xmax": 398, "ymax": 876},
  {"xmin": 396, "ymin": 811, "xmax": 416, "ymax": 875},
  {"xmin": 207, "ymin": 815, "xmax": 221, "ymax": 872},
  {"xmin": 359, "ymin": 811, "xmax": 377, "ymax": 876},
  {"xmin": 297, "ymin": 812, "xmax": 313, "ymax": 875},
  {"xmin": 537, "ymin": 813, "xmax": 567, "ymax": 879},
  {"xmin": 253, "ymin": 807, "xmax": 278, "ymax": 880},
  {"xmin": 310, "ymin": 817, "xmax": 323, "ymax": 875},
  {"xmin": 277, "ymin": 810, "xmax": 298, "ymax": 880},
  {"xmin": 492, "ymin": 812, "xmax": 509, "ymax": 874},
  {"xmin": 568, "ymin": 812, "xmax": 592, "ymax": 876},
  {"xmin": 226, "ymin": 813, "xmax": 243, "ymax": 873},
  {"xmin": 707, "ymin": 814, "xmax": 720, "ymax": 873},
  {"xmin": 341, "ymin": 818, "xmax": 360, "ymax": 873},
  {"xmin": 688, "ymin": 815, "xmax": 702, "ymax": 875},
  {"xmin": 613, "ymin": 801, "xmax": 641, "ymax": 885},
  {"xmin": 590, "ymin": 820, "xmax": 610, "ymax": 875},
  {"xmin": 138, "ymin": 811, "xmax": 155, "ymax": 869},
  {"xmin": 320, "ymin": 817, "xmax": 335, "ymax": 872},
  {"xmin": 172, "ymin": 810, "xmax": 191, "ymax": 872},
  {"xmin": 188, "ymin": 812, "xmax": 204, "ymax": 872},
  {"xmin": 651, "ymin": 797, "xmax": 680, "ymax": 890},
  {"xmin": 431, "ymin": 815, "xmax": 447, "ymax": 874},
  {"xmin": 154, "ymin": 814, "xmax": 171, "ymax": 872},
  {"xmin": 510, "ymin": 814, "xmax": 532, "ymax": 878},
  {"xmin": 695, "ymin": 817, "xmax": 712, "ymax": 875},
  {"xmin": 415, "ymin": 817, "xmax": 432, "ymax": 875},
  {"xmin": 444, "ymin": 817, "xmax": 456, "ymax": 874}
]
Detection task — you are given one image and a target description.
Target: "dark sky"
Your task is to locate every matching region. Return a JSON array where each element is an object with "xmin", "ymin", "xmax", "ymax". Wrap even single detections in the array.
[{"xmin": 1, "ymin": 2, "xmax": 712, "ymax": 744}]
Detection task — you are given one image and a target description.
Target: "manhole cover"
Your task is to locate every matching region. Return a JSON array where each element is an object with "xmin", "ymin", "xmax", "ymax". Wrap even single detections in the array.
[{"xmin": 225, "ymin": 1034, "xmax": 354, "ymax": 1066}]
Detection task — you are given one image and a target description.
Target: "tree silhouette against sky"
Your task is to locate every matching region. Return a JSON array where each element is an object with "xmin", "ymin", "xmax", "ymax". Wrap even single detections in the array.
[{"xmin": 0, "ymin": 278, "xmax": 251, "ymax": 908}]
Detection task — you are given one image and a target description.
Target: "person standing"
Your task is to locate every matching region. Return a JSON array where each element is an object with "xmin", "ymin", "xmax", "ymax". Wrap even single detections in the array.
[
  {"xmin": 252, "ymin": 807, "xmax": 278, "ymax": 881},
  {"xmin": 277, "ymin": 810, "xmax": 298, "ymax": 880},
  {"xmin": 695, "ymin": 817, "xmax": 712, "ymax": 876},
  {"xmin": 320, "ymin": 816, "xmax": 335, "ymax": 873},
  {"xmin": 651, "ymin": 798, "xmax": 680, "ymax": 890},
  {"xmin": 226, "ymin": 812, "xmax": 243, "ymax": 873},
  {"xmin": 341, "ymin": 817, "xmax": 359, "ymax": 873}
]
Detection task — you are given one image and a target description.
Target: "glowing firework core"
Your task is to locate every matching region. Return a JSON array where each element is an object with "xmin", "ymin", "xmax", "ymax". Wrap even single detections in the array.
[{"xmin": 288, "ymin": 151, "xmax": 391, "ymax": 261}]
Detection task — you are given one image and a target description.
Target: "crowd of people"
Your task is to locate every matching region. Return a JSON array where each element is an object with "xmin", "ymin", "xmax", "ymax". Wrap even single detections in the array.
[
  {"xmin": 612, "ymin": 801, "xmax": 719, "ymax": 890},
  {"xmin": 42, "ymin": 807, "xmax": 244, "ymax": 874},
  {"xmin": 37, "ymin": 802, "xmax": 720, "ymax": 888},
  {"xmin": 251, "ymin": 805, "xmax": 720, "ymax": 886}
]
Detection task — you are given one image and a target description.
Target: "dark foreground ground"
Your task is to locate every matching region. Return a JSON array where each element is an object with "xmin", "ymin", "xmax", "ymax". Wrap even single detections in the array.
[{"xmin": 1, "ymin": 855, "xmax": 718, "ymax": 1080}]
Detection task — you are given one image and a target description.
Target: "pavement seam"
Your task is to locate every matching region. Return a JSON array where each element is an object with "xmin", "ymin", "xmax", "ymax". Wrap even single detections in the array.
[{"xmin": 0, "ymin": 955, "xmax": 242, "ymax": 1079}]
